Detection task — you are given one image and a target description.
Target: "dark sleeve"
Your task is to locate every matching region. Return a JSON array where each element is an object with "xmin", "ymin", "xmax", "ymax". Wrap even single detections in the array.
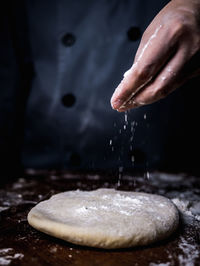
[{"xmin": 0, "ymin": 0, "xmax": 33, "ymax": 179}]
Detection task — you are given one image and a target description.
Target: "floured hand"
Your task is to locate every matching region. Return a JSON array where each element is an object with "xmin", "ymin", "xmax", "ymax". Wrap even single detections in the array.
[{"xmin": 111, "ymin": 0, "xmax": 200, "ymax": 112}]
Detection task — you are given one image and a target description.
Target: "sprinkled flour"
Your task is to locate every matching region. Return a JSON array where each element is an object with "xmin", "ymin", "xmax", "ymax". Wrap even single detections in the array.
[{"xmin": 0, "ymin": 248, "xmax": 24, "ymax": 265}]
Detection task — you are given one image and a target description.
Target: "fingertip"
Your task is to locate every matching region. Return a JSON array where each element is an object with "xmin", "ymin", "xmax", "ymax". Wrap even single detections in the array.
[
  {"xmin": 117, "ymin": 100, "xmax": 141, "ymax": 112},
  {"xmin": 111, "ymin": 87, "xmax": 125, "ymax": 109},
  {"xmin": 110, "ymin": 98, "xmax": 123, "ymax": 110}
]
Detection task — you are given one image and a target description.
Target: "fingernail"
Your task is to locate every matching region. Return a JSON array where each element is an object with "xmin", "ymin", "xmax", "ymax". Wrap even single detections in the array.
[
  {"xmin": 111, "ymin": 83, "xmax": 124, "ymax": 109},
  {"xmin": 111, "ymin": 66, "xmax": 134, "ymax": 110},
  {"xmin": 111, "ymin": 98, "xmax": 123, "ymax": 110},
  {"xmin": 117, "ymin": 100, "xmax": 140, "ymax": 111}
]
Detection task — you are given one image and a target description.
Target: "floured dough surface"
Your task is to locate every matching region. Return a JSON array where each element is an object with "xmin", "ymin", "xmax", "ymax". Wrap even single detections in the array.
[{"xmin": 28, "ymin": 189, "xmax": 179, "ymax": 249}]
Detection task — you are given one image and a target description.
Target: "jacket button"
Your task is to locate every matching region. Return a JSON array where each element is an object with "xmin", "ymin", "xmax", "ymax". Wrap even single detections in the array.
[
  {"xmin": 127, "ymin": 27, "xmax": 141, "ymax": 41},
  {"xmin": 62, "ymin": 93, "xmax": 76, "ymax": 107},
  {"xmin": 62, "ymin": 33, "xmax": 76, "ymax": 46}
]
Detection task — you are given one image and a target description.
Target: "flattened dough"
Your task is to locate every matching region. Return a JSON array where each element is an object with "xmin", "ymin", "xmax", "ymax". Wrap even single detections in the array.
[{"xmin": 28, "ymin": 189, "xmax": 179, "ymax": 249}]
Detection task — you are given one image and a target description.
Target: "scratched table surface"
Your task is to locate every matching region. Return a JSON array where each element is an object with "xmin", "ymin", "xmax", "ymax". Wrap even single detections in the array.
[{"xmin": 0, "ymin": 170, "xmax": 200, "ymax": 266}]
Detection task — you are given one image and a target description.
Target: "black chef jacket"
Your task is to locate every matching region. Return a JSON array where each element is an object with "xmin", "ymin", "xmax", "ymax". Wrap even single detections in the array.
[{"xmin": 0, "ymin": 0, "xmax": 199, "ymax": 177}]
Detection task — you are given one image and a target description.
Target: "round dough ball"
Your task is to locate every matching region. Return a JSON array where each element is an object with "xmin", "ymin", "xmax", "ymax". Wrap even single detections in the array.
[{"xmin": 28, "ymin": 189, "xmax": 179, "ymax": 249}]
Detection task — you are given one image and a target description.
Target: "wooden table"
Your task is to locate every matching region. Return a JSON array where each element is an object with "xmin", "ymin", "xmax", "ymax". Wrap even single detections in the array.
[{"xmin": 0, "ymin": 171, "xmax": 200, "ymax": 265}]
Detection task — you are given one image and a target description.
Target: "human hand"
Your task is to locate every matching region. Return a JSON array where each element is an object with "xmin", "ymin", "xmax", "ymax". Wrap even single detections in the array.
[{"xmin": 111, "ymin": 0, "xmax": 200, "ymax": 112}]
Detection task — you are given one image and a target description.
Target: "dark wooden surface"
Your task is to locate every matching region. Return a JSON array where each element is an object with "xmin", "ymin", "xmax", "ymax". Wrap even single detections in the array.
[{"xmin": 0, "ymin": 171, "xmax": 200, "ymax": 266}]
